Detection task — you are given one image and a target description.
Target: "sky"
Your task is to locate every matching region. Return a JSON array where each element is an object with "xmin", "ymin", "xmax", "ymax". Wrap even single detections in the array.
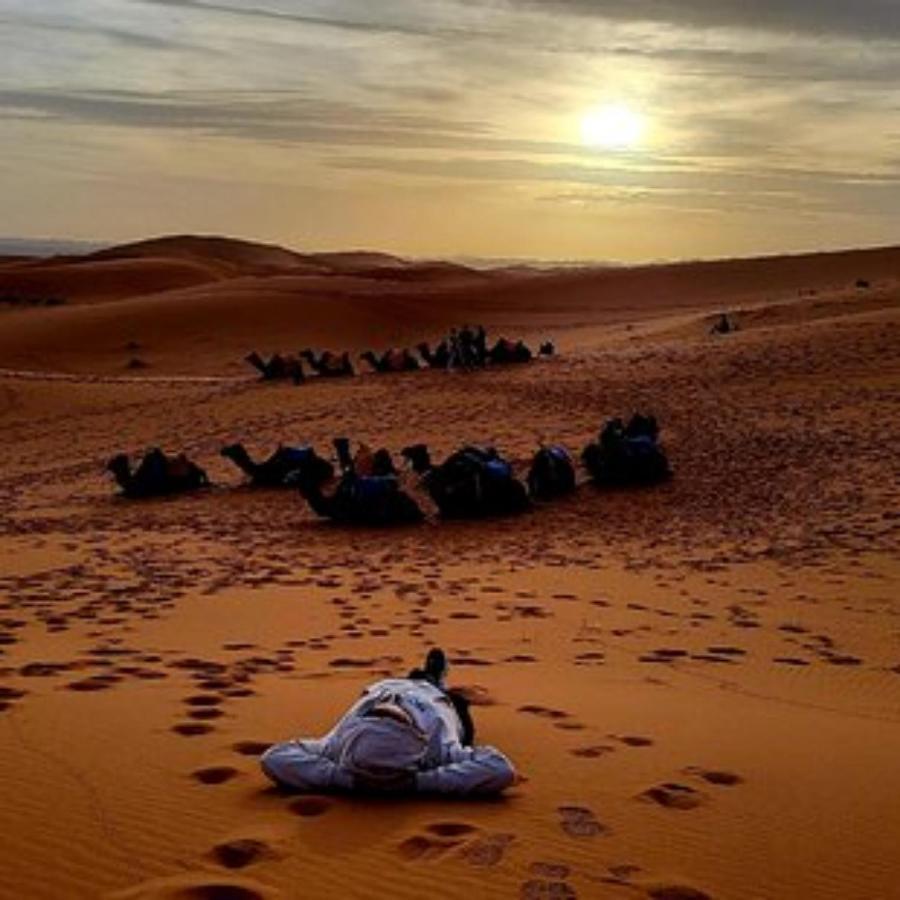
[{"xmin": 0, "ymin": 0, "xmax": 898, "ymax": 261}]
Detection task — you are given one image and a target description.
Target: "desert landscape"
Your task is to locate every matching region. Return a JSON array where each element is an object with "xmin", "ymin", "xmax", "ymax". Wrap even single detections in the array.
[{"xmin": 0, "ymin": 236, "xmax": 898, "ymax": 899}]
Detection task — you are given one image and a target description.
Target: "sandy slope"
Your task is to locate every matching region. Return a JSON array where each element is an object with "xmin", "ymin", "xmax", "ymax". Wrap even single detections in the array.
[{"xmin": 0, "ymin": 238, "xmax": 898, "ymax": 900}]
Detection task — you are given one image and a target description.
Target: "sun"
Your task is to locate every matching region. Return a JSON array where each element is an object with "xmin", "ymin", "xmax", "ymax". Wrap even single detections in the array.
[{"xmin": 581, "ymin": 104, "xmax": 646, "ymax": 150}]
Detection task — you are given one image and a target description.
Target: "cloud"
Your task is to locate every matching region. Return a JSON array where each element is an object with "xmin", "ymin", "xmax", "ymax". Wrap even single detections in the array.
[
  {"xmin": 0, "ymin": 12, "xmax": 210, "ymax": 52},
  {"xmin": 136, "ymin": 0, "xmax": 462, "ymax": 38},
  {"xmin": 498, "ymin": 0, "xmax": 900, "ymax": 40},
  {"xmin": 0, "ymin": 88, "xmax": 500, "ymax": 150}
]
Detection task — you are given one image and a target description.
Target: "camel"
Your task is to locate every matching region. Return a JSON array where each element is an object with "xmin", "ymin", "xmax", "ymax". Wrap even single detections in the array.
[
  {"xmin": 106, "ymin": 449, "xmax": 209, "ymax": 498},
  {"xmin": 539, "ymin": 340, "xmax": 555, "ymax": 357},
  {"xmin": 487, "ymin": 338, "xmax": 533, "ymax": 364},
  {"xmin": 401, "ymin": 444, "xmax": 530, "ymax": 519},
  {"xmin": 527, "ymin": 445, "xmax": 576, "ymax": 500},
  {"xmin": 300, "ymin": 349, "xmax": 355, "ymax": 378},
  {"xmin": 416, "ymin": 341, "xmax": 451, "ymax": 369},
  {"xmin": 298, "ymin": 473, "xmax": 423, "ymax": 526},
  {"xmin": 581, "ymin": 414, "xmax": 671, "ymax": 487},
  {"xmin": 360, "ymin": 349, "xmax": 421, "ymax": 373},
  {"xmin": 245, "ymin": 351, "xmax": 305, "ymax": 384},
  {"xmin": 220, "ymin": 443, "xmax": 334, "ymax": 488}
]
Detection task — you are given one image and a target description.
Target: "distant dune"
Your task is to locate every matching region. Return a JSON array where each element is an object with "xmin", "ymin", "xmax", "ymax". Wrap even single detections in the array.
[{"xmin": 0, "ymin": 234, "xmax": 896, "ymax": 375}]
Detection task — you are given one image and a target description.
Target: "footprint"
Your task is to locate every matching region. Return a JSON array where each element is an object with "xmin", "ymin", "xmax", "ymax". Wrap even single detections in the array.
[
  {"xmin": 684, "ymin": 767, "xmax": 743, "ymax": 787},
  {"xmin": 518, "ymin": 705, "xmax": 569, "ymax": 720},
  {"xmin": 232, "ymin": 741, "xmax": 271, "ymax": 757},
  {"xmin": 398, "ymin": 835, "xmax": 454, "ymax": 861},
  {"xmin": 558, "ymin": 805, "xmax": 607, "ymax": 837},
  {"xmin": 642, "ymin": 649, "xmax": 688, "ymax": 662},
  {"xmin": 529, "ymin": 863, "xmax": 571, "ymax": 878},
  {"xmin": 189, "ymin": 708, "xmax": 225, "ymax": 721},
  {"xmin": 19, "ymin": 662, "xmax": 70, "ymax": 677},
  {"xmin": 172, "ymin": 722, "xmax": 215, "ymax": 737},
  {"xmin": 569, "ymin": 745, "xmax": 615, "ymax": 759},
  {"xmin": 460, "ymin": 832, "xmax": 515, "ymax": 867},
  {"xmin": 289, "ymin": 796, "xmax": 332, "ymax": 817},
  {"xmin": 824, "ymin": 654, "xmax": 862, "ymax": 666},
  {"xmin": 455, "ymin": 685, "xmax": 496, "ymax": 707},
  {"xmin": 210, "ymin": 838, "xmax": 274, "ymax": 870},
  {"xmin": 613, "ymin": 734, "xmax": 654, "ymax": 748},
  {"xmin": 0, "ymin": 686, "xmax": 26, "ymax": 701},
  {"xmin": 184, "ymin": 694, "xmax": 224, "ymax": 707},
  {"xmin": 192, "ymin": 766, "xmax": 240, "ymax": 785},
  {"xmin": 647, "ymin": 885, "xmax": 712, "ymax": 900},
  {"xmin": 65, "ymin": 675, "xmax": 120, "ymax": 692},
  {"xmin": 640, "ymin": 783, "xmax": 705, "ymax": 810},
  {"xmin": 115, "ymin": 873, "xmax": 271, "ymax": 899},
  {"xmin": 601, "ymin": 863, "xmax": 642, "ymax": 885}
]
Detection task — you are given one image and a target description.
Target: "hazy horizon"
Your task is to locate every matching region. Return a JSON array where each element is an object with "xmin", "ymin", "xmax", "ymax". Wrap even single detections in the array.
[
  {"xmin": 2, "ymin": 232, "xmax": 900, "ymax": 270},
  {"xmin": 2, "ymin": 1, "xmax": 898, "ymax": 261}
]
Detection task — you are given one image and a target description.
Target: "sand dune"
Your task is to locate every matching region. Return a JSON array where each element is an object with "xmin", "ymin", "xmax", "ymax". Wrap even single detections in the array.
[
  {"xmin": 0, "ymin": 237, "xmax": 897, "ymax": 375},
  {"xmin": 0, "ymin": 255, "xmax": 230, "ymax": 306},
  {"xmin": 0, "ymin": 238, "xmax": 898, "ymax": 900}
]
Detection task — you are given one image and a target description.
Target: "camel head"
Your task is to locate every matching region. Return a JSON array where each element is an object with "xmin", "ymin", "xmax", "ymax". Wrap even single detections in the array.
[
  {"xmin": 105, "ymin": 453, "xmax": 131, "ymax": 480},
  {"xmin": 401, "ymin": 443, "xmax": 431, "ymax": 474}
]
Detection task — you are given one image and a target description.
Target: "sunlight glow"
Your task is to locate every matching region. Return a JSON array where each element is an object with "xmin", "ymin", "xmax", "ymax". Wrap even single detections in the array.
[{"xmin": 580, "ymin": 104, "xmax": 646, "ymax": 150}]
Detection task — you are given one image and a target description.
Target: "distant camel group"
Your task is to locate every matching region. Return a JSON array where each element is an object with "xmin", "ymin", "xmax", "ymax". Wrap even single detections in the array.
[
  {"xmin": 245, "ymin": 331, "xmax": 555, "ymax": 383},
  {"xmin": 106, "ymin": 414, "xmax": 671, "ymax": 525}
]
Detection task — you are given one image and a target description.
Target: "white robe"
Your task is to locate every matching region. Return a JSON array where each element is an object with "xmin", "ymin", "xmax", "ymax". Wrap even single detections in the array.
[{"xmin": 261, "ymin": 678, "xmax": 515, "ymax": 795}]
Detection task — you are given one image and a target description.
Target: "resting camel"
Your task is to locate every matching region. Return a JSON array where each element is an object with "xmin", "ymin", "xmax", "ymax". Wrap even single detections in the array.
[
  {"xmin": 106, "ymin": 449, "xmax": 209, "ymax": 498},
  {"xmin": 402, "ymin": 444, "xmax": 530, "ymax": 518},
  {"xmin": 298, "ymin": 473, "xmax": 423, "ymax": 526},
  {"xmin": 527, "ymin": 445, "xmax": 576, "ymax": 500},
  {"xmin": 487, "ymin": 338, "xmax": 533, "ymax": 364},
  {"xmin": 221, "ymin": 443, "xmax": 334, "ymax": 488},
  {"xmin": 581, "ymin": 414, "xmax": 671, "ymax": 487},
  {"xmin": 300, "ymin": 350, "xmax": 355, "ymax": 378},
  {"xmin": 360, "ymin": 349, "xmax": 421, "ymax": 373},
  {"xmin": 538, "ymin": 340, "xmax": 556, "ymax": 357},
  {"xmin": 245, "ymin": 352, "xmax": 305, "ymax": 384},
  {"xmin": 416, "ymin": 341, "xmax": 451, "ymax": 369}
]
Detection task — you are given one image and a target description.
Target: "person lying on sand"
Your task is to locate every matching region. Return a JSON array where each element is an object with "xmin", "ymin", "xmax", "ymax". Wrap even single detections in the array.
[{"xmin": 261, "ymin": 648, "xmax": 515, "ymax": 795}]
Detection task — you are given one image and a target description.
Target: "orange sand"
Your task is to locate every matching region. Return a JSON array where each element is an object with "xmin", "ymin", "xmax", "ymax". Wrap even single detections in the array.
[{"xmin": 0, "ymin": 237, "xmax": 898, "ymax": 900}]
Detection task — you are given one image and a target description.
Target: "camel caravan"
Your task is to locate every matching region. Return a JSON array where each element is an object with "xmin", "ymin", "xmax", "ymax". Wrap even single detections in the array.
[
  {"xmin": 106, "ymin": 414, "xmax": 671, "ymax": 525},
  {"xmin": 245, "ymin": 325, "xmax": 555, "ymax": 383}
]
